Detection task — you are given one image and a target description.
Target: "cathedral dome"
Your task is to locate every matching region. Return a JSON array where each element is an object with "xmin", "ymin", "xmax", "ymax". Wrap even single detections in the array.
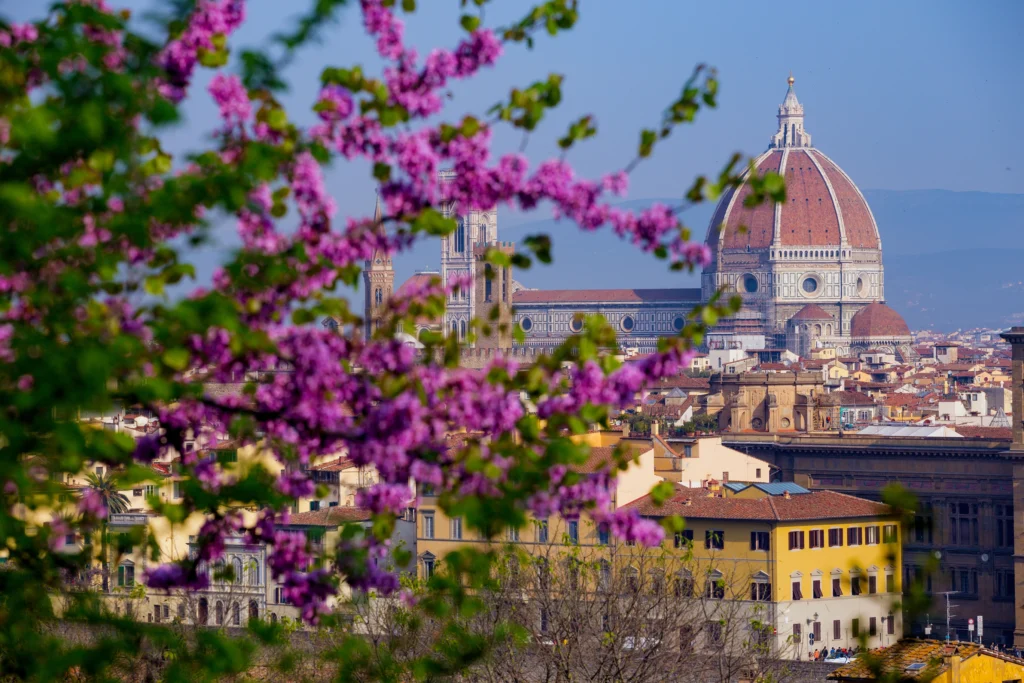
[
  {"xmin": 705, "ymin": 78, "xmax": 881, "ymax": 257},
  {"xmin": 790, "ymin": 303, "xmax": 834, "ymax": 321},
  {"xmin": 849, "ymin": 302, "xmax": 911, "ymax": 339}
]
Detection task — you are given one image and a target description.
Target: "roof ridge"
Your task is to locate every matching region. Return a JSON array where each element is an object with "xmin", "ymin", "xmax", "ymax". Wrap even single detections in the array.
[{"xmin": 765, "ymin": 495, "xmax": 781, "ymax": 521}]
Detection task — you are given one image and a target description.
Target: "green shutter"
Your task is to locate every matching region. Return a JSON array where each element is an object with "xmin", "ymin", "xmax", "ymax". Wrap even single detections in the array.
[{"xmin": 117, "ymin": 566, "xmax": 124, "ymax": 587}]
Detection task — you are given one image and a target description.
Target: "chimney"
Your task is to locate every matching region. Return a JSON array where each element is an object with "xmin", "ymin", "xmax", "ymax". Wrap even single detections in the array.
[
  {"xmin": 622, "ymin": 422, "xmax": 630, "ymax": 438},
  {"xmin": 783, "ymin": 490, "xmax": 791, "ymax": 500},
  {"xmin": 651, "ymin": 421, "xmax": 660, "ymax": 437},
  {"xmin": 683, "ymin": 498, "xmax": 692, "ymax": 506}
]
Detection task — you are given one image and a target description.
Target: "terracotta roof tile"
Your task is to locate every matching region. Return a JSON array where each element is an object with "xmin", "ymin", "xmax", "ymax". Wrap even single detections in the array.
[
  {"xmin": 778, "ymin": 150, "xmax": 840, "ymax": 246},
  {"xmin": 812, "ymin": 150, "xmax": 880, "ymax": 250},
  {"xmin": 953, "ymin": 426, "xmax": 1012, "ymax": 441},
  {"xmin": 850, "ymin": 303, "xmax": 911, "ymax": 339},
  {"xmin": 818, "ymin": 390, "xmax": 877, "ymax": 406},
  {"xmin": 513, "ymin": 288, "xmax": 700, "ymax": 305},
  {"xmin": 790, "ymin": 303, "xmax": 834, "ymax": 321},
  {"xmin": 285, "ymin": 506, "xmax": 374, "ymax": 526},
  {"xmin": 622, "ymin": 485, "xmax": 892, "ymax": 522},
  {"xmin": 310, "ymin": 457, "xmax": 357, "ymax": 472},
  {"xmin": 827, "ymin": 639, "xmax": 1024, "ymax": 681},
  {"xmin": 720, "ymin": 150, "xmax": 783, "ymax": 251}
]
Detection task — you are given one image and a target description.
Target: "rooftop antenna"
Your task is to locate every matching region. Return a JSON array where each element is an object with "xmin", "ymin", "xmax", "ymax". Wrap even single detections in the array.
[{"xmin": 940, "ymin": 591, "xmax": 959, "ymax": 641}]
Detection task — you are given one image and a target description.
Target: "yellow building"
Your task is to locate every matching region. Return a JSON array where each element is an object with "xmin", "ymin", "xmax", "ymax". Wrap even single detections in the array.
[
  {"xmin": 414, "ymin": 436, "xmax": 659, "ymax": 579},
  {"xmin": 621, "ymin": 481, "xmax": 903, "ymax": 659},
  {"xmin": 828, "ymin": 639, "xmax": 1024, "ymax": 682}
]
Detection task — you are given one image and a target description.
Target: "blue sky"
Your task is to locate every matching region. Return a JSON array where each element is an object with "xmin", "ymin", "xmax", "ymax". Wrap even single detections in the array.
[{"xmin": 6, "ymin": 1, "xmax": 1023, "ymax": 293}]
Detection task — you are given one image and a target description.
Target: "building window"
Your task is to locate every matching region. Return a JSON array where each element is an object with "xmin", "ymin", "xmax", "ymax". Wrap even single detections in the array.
[
  {"xmin": 620, "ymin": 315, "xmax": 635, "ymax": 333},
  {"xmin": 850, "ymin": 575, "xmax": 862, "ymax": 596},
  {"xmin": 995, "ymin": 570, "xmax": 1014, "ymax": 600},
  {"xmin": 750, "ymin": 581, "xmax": 771, "ymax": 601},
  {"xmin": 883, "ymin": 524, "xmax": 898, "ymax": 544},
  {"xmin": 852, "ymin": 618, "xmax": 860, "ymax": 638},
  {"xmin": 755, "ymin": 468, "xmax": 762, "ymax": 478},
  {"xmin": 869, "ymin": 617, "xmax": 877, "ymax": 637},
  {"xmin": 705, "ymin": 530, "xmax": 724, "ymax": 550},
  {"xmin": 751, "ymin": 531, "xmax": 771, "ymax": 551},
  {"xmin": 507, "ymin": 527, "xmax": 520, "ymax": 542},
  {"xmin": 846, "ymin": 527, "xmax": 863, "ymax": 547},
  {"xmin": 743, "ymin": 274, "xmax": 759, "ymax": 293},
  {"xmin": 813, "ymin": 621, "xmax": 822, "ymax": 642},
  {"xmin": 520, "ymin": 316, "xmax": 533, "ymax": 332},
  {"xmin": 422, "ymin": 555, "xmax": 435, "ymax": 579},
  {"xmin": 996, "ymin": 504, "xmax": 1013, "ymax": 548},
  {"xmin": 705, "ymin": 621, "xmax": 723, "ymax": 647},
  {"xmin": 914, "ymin": 503, "xmax": 933, "ymax": 543},
  {"xmin": 886, "ymin": 573, "xmax": 895, "ymax": 593},
  {"xmin": 537, "ymin": 520, "xmax": 549, "ymax": 544},
  {"xmin": 570, "ymin": 316, "xmax": 584, "ymax": 333},
  {"xmin": 117, "ymin": 563, "xmax": 135, "ymax": 588},
  {"xmin": 674, "ymin": 530, "xmax": 693, "ymax": 548},
  {"xmin": 868, "ymin": 575, "xmax": 877, "ymax": 594},
  {"xmin": 832, "ymin": 577, "xmax": 843, "ymax": 597},
  {"xmin": 450, "ymin": 517, "xmax": 462, "ymax": 540},
  {"xmin": 675, "ymin": 571, "xmax": 694, "ymax": 597},
  {"xmin": 833, "ymin": 620, "xmax": 841, "ymax": 641},
  {"xmin": 422, "ymin": 513, "xmax": 435, "ymax": 539},
  {"xmin": 828, "ymin": 528, "xmax": 844, "ymax": 547},
  {"xmin": 705, "ymin": 573, "xmax": 725, "ymax": 599},
  {"xmin": 813, "ymin": 579, "xmax": 823, "ymax": 599},
  {"xmin": 173, "ymin": 480, "xmax": 183, "ymax": 499},
  {"xmin": 809, "ymin": 529, "xmax": 824, "ymax": 549},
  {"xmin": 791, "ymin": 580, "xmax": 803, "ymax": 600},
  {"xmin": 672, "ymin": 316, "xmax": 685, "ymax": 332},
  {"xmin": 887, "ymin": 615, "xmax": 895, "ymax": 635},
  {"xmin": 949, "ymin": 502, "xmax": 979, "ymax": 546},
  {"xmin": 865, "ymin": 526, "xmax": 880, "ymax": 545},
  {"xmin": 802, "ymin": 277, "xmax": 819, "ymax": 294},
  {"xmin": 540, "ymin": 609, "xmax": 549, "ymax": 634},
  {"xmin": 309, "ymin": 500, "xmax": 320, "ymax": 511},
  {"xmin": 787, "ymin": 531, "xmax": 804, "ymax": 550},
  {"xmin": 950, "ymin": 568, "xmax": 978, "ymax": 596},
  {"xmin": 567, "ymin": 521, "xmax": 579, "ymax": 545}
]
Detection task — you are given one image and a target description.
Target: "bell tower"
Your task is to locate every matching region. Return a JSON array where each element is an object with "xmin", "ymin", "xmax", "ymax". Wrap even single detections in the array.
[{"xmin": 363, "ymin": 193, "xmax": 393, "ymax": 338}]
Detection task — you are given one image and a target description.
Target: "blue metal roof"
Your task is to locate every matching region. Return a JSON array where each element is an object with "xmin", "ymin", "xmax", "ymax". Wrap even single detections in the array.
[
  {"xmin": 723, "ymin": 482, "xmax": 749, "ymax": 492},
  {"xmin": 752, "ymin": 482, "xmax": 810, "ymax": 496}
]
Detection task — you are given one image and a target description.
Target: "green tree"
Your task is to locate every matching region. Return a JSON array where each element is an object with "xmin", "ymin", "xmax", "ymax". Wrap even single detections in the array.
[{"xmin": 84, "ymin": 472, "xmax": 130, "ymax": 593}]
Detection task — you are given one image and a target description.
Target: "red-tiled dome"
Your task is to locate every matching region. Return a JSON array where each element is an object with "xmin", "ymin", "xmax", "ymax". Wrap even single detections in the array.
[
  {"xmin": 790, "ymin": 303, "xmax": 834, "ymax": 321},
  {"xmin": 705, "ymin": 148, "xmax": 880, "ymax": 254},
  {"xmin": 850, "ymin": 302, "xmax": 911, "ymax": 339}
]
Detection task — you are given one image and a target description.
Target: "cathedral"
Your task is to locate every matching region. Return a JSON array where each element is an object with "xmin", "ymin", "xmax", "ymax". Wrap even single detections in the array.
[{"xmin": 362, "ymin": 76, "xmax": 914, "ymax": 360}]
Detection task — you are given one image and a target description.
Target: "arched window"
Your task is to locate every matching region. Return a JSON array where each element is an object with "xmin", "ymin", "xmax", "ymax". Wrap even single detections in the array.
[
  {"xmin": 232, "ymin": 602, "xmax": 241, "ymax": 626},
  {"xmin": 459, "ymin": 320, "xmax": 466, "ymax": 340},
  {"xmin": 198, "ymin": 598, "xmax": 209, "ymax": 625},
  {"xmin": 270, "ymin": 613, "xmax": 277, "ymax": 625},
  {"xmin": 454, "ymin": 218, "xmax": 465, "ymax": 253},
  {"xmin": 374, "ymin": 288, "xmax": 383, "ymax": 306},
  {"xmin": 249, "ymin": 600, "xmax": 259, "ymax": 622},
  {"xmin": 450, "ymin": 320, "xmax": 458, "ymax": 338},
  {"xmin": 215, "ymin": 600, "xmax": 224, "ymax": 625},
  {"xmin": 233, "ymin": 557, "xmax": 243, "ymax": 584}
]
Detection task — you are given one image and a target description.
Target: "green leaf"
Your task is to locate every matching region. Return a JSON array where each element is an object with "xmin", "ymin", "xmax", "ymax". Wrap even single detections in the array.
[
  {"xmin": 460, "ymin": 14, "xmax": 480, "ymax": 31},
  {"xmin": 162, "ymin": 348, "xmax": 190, "ymax": 371},
  {"xmin": 650, "ymin": 480, "xmax": 676, "ymax": 506}
]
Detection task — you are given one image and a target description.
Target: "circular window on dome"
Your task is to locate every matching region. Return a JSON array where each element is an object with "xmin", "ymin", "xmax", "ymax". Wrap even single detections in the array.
[
  {"xmin": 672, "ymin": 315, "xmax": 685, "ymax": 332},
  {"xmin": 520, "ymin": 317, "xmax": 533, "ymax": 332},
  {"xmin": 801, "ymin": 276, "xmax": 820, "ymax": 294},
  {"xmin": 742, "ymin": 274, "xmax": 759, "ymax": 294},
  {"xmin": 569, "ymin": 316, "xmax": 584, "ymax": 333},
  {"xmin": 856, "ymin": 277, "xmax": 866, "ymax": 296},
  {"xmin": 620, "ymin": 315, "xmax": 635, "ymax": 333}
]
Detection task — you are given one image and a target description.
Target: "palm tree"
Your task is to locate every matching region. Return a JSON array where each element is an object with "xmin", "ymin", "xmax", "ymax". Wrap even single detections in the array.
[{"xmin": 84, "ymin": 472, "xmax": 130, "ymax": 593}]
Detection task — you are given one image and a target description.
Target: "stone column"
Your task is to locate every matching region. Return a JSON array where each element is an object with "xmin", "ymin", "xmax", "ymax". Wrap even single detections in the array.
[{"xmin": 1000, "ymin": 328, "xmax": 1024, "ymax": 646}]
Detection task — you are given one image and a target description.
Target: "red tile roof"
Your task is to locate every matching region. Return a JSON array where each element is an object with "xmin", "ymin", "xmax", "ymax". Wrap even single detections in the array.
[
  {"xmin": 285, "ymin": 506, "xmax": 373, "ymax": 526},
  {"xmin": 812, "ymin": 151, "xmax": 879, "ymax": 249},
  {"xmin": 310, "ymin": 457, "xmax": 357, "ymax": 472},
  {"xmin": 622, "ymin": 484, "xmax": 893, "ymax": 522},
  {"xmin": 645, "ymin": 375, "xmax": 711, "ymax": 391},
  {"xmin": 720, "ymin": 150, "xmax": 784, "ymax": 251},
  {"xmin": 790, "ymin": 303, "xmax": 834, "ymax": 321},
  {"xmin": 512, "ymin": 288, "xmax": 700, "ymax": 304},
  {"xmin": 778, "ymin": 150, "xmax": 840, "ymax": 247},
  {"xmin": 850, "ymin": 302, "xmax": 911, "ymax": 339},
  {"xmin": 396, "ymin": 272, "xmax": 440, "ymax": 297},
  {"xmin": 953, "ymin": 426, "xmax": 1012, "ymax": 441}
]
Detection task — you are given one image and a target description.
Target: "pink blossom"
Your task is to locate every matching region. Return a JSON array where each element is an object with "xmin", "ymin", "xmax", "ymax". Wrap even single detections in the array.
[{"xmin": 208, "ymin": 73, "xmax": 251, "ymax": 130}]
